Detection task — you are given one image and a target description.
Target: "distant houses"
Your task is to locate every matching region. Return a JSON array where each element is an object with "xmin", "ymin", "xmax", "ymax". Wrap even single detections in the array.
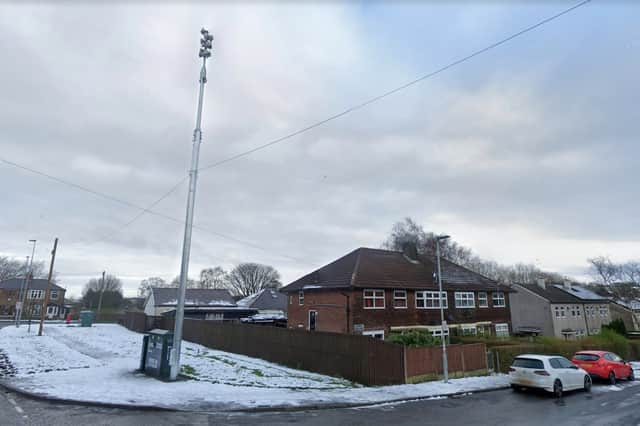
[
  {"xmin": 510, "ymin": 279, "xmax": 635, "ymax": 338},
  {"xmin": 144, "ymin": 287, "xmax": 257, "ymax": 322},
  {"xmin": 0, "ymin": 278, "xmax": 67, "ymax": 319}
]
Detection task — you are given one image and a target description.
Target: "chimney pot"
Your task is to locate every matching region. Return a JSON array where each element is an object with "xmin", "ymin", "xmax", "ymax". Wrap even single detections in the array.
[{"xmin": 563, "ymin": 280, "xmax": 572, "ymax": 290}]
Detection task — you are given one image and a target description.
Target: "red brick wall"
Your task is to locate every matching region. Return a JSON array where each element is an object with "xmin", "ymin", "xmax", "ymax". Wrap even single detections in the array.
[
  {"xmin": 288, "ymin": 288, "xmax": 511, "ymax": 336},
  {"xmin": 286, "ymin": 290, "xmax": 351, "ymax": 333}
]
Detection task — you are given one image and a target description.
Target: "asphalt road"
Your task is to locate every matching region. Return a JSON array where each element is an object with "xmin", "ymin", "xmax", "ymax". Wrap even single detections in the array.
[{"xmin": 3, "ymin": 380, "xmax": 640, "ymax": 426}]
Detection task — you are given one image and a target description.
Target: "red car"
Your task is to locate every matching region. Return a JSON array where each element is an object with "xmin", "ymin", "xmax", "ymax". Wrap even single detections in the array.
[{"xmin": 571, "ymin": 351, "xmax": 634, "ymax": 384}]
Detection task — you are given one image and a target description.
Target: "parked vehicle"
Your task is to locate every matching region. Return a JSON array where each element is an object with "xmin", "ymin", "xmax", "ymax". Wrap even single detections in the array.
[
  {"xmin": 509, "ymin": 354, "xmax": 591, "ymax": 397},
  {"xmin": 571, "ymin": 351, "xmax": 634, "ymax": 384}
]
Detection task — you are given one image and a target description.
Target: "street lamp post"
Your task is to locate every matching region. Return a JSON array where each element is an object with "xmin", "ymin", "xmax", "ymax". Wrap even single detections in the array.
[
  {"xmin": 16, "ymin": 239, "xmax": 37, "ymax": 327},
  {"xmin": 436, "ymin": 235, "xmax": 450, "ymax": 382},
  {"xmin": 169, "ymin": 28, "xmax": 213, "ymax": 381}
]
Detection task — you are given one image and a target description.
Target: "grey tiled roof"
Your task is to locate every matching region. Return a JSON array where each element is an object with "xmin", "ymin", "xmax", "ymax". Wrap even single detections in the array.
[
  {"xmin": 237, "ymin": 288, "xmax": 287, "ymax": 311},
  {"xmin": 0, "ymin": 278, "xmax": 64, "ymax": 292},
  {"xmin": 150, "ymin": 288, "xmax": 235, "ymax": 307}
]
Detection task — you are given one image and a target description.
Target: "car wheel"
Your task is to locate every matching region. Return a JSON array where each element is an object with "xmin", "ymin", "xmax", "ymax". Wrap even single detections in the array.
[
  {"xmin": 609, "ymin": 371, "xmax": 616, "ymax": 385},
  {"xmin": 553, "ymin": 379, "xmax": 563, "ymax": 398},
  {"xmin": 629, "ymin": 369, "xmax": 635, "ymax": 381},
  {"xmin": 584, "ymin": 375, "xmax": 592, "ymax": 392}
]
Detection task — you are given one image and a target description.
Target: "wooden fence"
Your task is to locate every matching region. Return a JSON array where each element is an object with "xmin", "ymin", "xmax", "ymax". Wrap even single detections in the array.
[{"xmin": 122, "ymin": 311, "xmax": 488, "ymax": 385}]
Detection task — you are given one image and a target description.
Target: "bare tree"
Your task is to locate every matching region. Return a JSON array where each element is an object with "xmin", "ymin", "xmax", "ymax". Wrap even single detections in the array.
[
  {"xmin": 170, "ymin": 276, "xmax": 198, "ymax": 288},
  {"xmin": 588, "ymin": 256, "xmax": 620, "ymax": 285},
  {"xmin": 82, "ymin": 274, "xmax": 124, "ymax": 309},
  {"xmin": 382, "ymin": 217, "xmax": 565, "ymax": 284},
  {"xmin": 620, "ymin": 261, "xmax": 640, "ymax": 285},
  {"xmin": 137, "ymin": 276, "xmax": 170, "ymax": 297},
  {"xmin": 83, "ymin": 274, "xmax": 123, "ymax": 294},
  {"xmin": 0, "ymin": 256, "xmax": 49, "ymax": 282},
  {"xmin": 199, "ymin": 267, "xmax": 228, "ymax": 289},
  {"xmin": 226, "ymin": 263, "xmax": 281, "ymax": 297}
]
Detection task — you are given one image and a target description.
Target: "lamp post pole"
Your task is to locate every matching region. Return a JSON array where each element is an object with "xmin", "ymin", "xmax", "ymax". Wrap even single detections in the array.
[
  {"xmin": 436, "ymin": 235, "xmax": 450, "ymax": 383},
  {"xmin": 169, "ymin": 28, "xmax": 213, "ymax": 381},
  {"xmin": 16, "ymin": 240, "xmax": 37, "ymax": 327}
]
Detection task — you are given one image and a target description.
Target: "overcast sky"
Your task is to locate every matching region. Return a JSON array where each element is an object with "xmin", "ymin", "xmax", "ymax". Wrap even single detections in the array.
[{"xmin": 1, "ymin": 2, "xmax": 638, "ymax": 298}]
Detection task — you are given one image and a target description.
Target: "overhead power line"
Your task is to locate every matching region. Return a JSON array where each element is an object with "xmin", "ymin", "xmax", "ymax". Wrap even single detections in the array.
[
  {"xmin": 113, "ymin": 0, "xmax": 593, "ymax": 233},
  {"xmin": 0, "ymin": 157, "xmax": 306, "ymax": 264}
]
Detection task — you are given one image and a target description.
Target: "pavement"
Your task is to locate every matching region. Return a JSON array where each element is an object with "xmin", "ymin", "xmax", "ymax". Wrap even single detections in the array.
[{"xmin": 2, "ymin": 379, "xmax": 640, "ymax": 425}]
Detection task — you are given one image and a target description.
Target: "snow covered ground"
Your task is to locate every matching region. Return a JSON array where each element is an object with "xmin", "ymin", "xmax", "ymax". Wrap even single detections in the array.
[{"xmin": 0, "ymin": 324, "xmax": 509, "ymax": 410}]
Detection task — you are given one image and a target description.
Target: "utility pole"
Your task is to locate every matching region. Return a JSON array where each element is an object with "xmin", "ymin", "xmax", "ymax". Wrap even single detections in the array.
[
  {"xmin": 436, "ymin": 235, "xmax": 450, "ymax": 383},
  {"xmin": 97, "ymin": 270, "xmax": 106, "ymax": 321},
  {"xmin": 38, "ymin": 238, "xmax": 58, "ymax": 336},
  {"xmin": 16, "ymin": 240, "xmax": 37, "ymax": 327},
  {"xmin": 170, "ymin": 28, "xmax": 213, "ymax": 381}
]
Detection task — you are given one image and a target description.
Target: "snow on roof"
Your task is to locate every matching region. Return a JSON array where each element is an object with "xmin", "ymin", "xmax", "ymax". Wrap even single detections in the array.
[
  {"xmin": 236, "ymin": 288, "xmax": 287, "ymax": 311},
  {"xmin": 552, "ymin": 284, "xmax": 608, "ymax": 301},
  {"xmin": 237, "ymin": 290, "xmax": 263, "ymax": 307}
]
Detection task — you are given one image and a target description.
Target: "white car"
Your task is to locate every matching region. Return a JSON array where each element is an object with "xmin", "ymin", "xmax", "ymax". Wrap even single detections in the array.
[{"xmin": 509, "ymin": 354, "xmax": 592, "ymax": 396}]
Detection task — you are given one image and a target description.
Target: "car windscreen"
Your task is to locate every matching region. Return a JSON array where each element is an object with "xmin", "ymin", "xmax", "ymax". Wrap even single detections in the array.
[
  {"xmin": 512, "ymin": 358, "xmax": 544, "ymax": 369},
  {"xmin": 574, "ymin": 354, "xmax": 599, "ymax": 362}
]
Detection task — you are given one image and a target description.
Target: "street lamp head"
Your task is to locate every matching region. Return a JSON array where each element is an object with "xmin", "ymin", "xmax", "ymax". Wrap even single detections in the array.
[
  {"xmin": 29, "ymin": 239, "xmax": 36, "ymax": 243},
  {"xmin": 436, "ymin": 235, "xmax": 450, "ymax": 241}
]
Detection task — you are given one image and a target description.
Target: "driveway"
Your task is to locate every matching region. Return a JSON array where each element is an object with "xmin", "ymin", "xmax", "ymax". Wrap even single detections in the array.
[{"xmin": 3, "ymin": 379, "xmax": 639, "ymax": 425}]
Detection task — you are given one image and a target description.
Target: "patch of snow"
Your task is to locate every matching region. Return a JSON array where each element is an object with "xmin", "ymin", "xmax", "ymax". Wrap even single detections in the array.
[
  {"xmin": 0, "ymin": 324, "xmax": 510, "ymax": 410},
  {"xmin": 302, "ymin": 285, "xmax": 323, "ymax": 289},
  {"xmin": 237, "ymin": 291, "xmax": 263, "ymax": 307}
]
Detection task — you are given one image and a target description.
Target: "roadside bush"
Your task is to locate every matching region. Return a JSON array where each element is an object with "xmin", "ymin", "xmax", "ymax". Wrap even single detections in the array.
[
  {"xmin": 387, "ymin": 330, "xmax": 439, "ymax": 347},
  {"xmin": 602, "ymin": 318, "xmax": 627, "ymax": 337}
]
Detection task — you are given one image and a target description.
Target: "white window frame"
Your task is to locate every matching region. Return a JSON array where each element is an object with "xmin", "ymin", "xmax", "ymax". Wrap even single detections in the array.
[
  {"xmin": 29, "ymin": 289, "xmax": 44, "ymax": 299},
  {"xmin": 393, "ymin": 290, "xmax": 407, "ymax": 309},
  {"xmin": 492, "ymin": 292, "xmax": 506, "ymax": 308},
  {"xmin": 362, "ymin": 329, "xmax": 385, "ymax": 340},
  {"xmin": 298, "ymin": 290, "xmax": 304, "ymax": 306},
  {"xmin": 461, "ymin": 325, "xmax": 477, "ymax": 336},
  {"xmin": 495, "ymin": 323, "xmax": 509, "ymax": 337},
  {"xmin": 308, "ymin": 310, "xmax": 318, "ymax": 331},
  {"xmin": 455, "ymin": 292, "xmax": 475, "ymax": 309},
  {"xmin": 363, "ymin": 289, "xmax": 385, "ymax": 309},
  {"xmin": 431, "ymin": 328, "xmax": 450, "ymax": 337},
  {"xmin": 478, "ymin": 292, "xmax": 488, "ymax": 308},
  {"xmin": 50, "ymin": 290, "xmax": 58, "ymax": 300},
  {"xmin": 416, "ymin": 291, "xmax": 447, "ymax": 309}
]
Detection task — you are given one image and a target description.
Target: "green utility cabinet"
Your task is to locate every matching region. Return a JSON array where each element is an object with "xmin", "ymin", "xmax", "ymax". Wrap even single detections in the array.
[
  {"xmin": 79, "ymin": 310, "xmax": 95, "ymax": 327},
  {"xmin": 140, "ymin": 329, "xmax": 173, "ymax": 380}
]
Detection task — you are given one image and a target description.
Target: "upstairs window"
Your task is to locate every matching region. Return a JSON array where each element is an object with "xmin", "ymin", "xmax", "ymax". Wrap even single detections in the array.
[
  {"xmin": 455, "ymin": 292, "xmax": 475, "ymax": 308},
  {"xmin": 29, "ymin": 289, "xmax": 44, "ymax": 299},
  {"xmin": 298, "ymin": 291, "xmax": 304, "ymax": 306},
  {"xmin": 50, "ymin": 290, "xmax": 58, "ymax": 300},
  {"xmin": 363, "ymin": 289, "xmax": 385, "ymax": 309},
  {"xmin": 478, "ymin": 292, "xmax": 488, "ymax": 308},
  {"xmin": 416, "ymin": 291, "xmax": 447, "ymax": 309},
  {"xmin": 492, "ymin": 292, "xmax": 506, "ymax": 308},
  {"xmin": 393, "ymin": 290, "xmax": 407, "ymax": 309}
]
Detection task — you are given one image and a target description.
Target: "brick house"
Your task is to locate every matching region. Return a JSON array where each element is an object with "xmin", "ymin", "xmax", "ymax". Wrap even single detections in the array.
[
  {"xmin": 280, "ymin": 247, "xmax": 512, "ymax": 340},
  {"xmin": 0, "ymin": 278, "xmax": 66, "ymax": 319}
]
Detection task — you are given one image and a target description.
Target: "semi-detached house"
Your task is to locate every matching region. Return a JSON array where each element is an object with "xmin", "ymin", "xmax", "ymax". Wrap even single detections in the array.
[{"xmin": 280, "ymin": 246, "xmax": 512, "ymax": 340}]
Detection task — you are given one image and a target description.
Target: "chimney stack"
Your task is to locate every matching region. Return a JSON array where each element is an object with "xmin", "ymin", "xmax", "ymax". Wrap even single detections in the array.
[
  {"xmin": 401, "ymin": 241, "xmax": 419, "ymax": 262},
  {"xmin": 537, "ymin": 278, "xmax": 546, "ymax": 289},
  {"xmin": 563, "ymin": 280, "xmax": 572, "ymax": 290}
]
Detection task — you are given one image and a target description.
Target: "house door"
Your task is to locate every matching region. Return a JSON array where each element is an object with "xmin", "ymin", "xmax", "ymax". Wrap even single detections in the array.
[{"xmin": 308, "ymin": 311, "xmax": 317, "ymax": 331}]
